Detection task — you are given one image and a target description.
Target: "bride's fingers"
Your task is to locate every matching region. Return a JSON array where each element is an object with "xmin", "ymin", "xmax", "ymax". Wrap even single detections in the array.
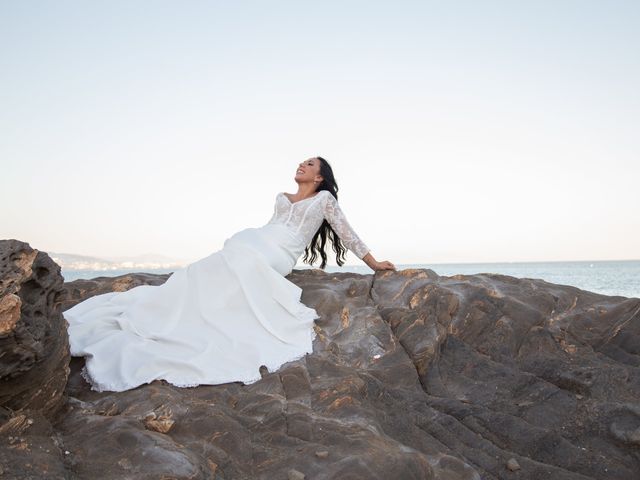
[{"xmin": 376, "ymin": 260, "xmax": 396, "ymax": 271}]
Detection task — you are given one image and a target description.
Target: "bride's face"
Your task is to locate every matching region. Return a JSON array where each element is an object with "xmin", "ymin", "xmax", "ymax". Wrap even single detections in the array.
[{"xmin": 295, "ymin": 158, "xmax": 322, "ymax": 186}]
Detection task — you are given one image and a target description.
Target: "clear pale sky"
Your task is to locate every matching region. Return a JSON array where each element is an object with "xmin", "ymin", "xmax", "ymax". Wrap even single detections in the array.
[{"xmin": 1, "ymin": 1, "xmax": 638, "ymax": 266}]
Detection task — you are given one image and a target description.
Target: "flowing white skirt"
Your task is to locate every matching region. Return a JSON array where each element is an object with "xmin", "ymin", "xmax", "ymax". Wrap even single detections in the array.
[{"xmin": 63, "ymin": 223, "xmax": 320, "ymax": 392}]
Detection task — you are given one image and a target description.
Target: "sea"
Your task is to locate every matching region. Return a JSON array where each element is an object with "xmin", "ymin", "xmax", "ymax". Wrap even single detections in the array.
[{"xmin": 61, "ymin": 259, "xmax": 640, "ymax": 299}]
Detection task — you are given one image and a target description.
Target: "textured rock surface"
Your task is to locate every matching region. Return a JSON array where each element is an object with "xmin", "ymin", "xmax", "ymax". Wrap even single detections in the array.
[
  {"xmin": 0, "ymin": 240, "xmax": 70, "ymax": 479},
  {"xmin": 1, "ymin": 245, "xmax": 639, "ymax": 479},
  {"xmin": 0, "ymin": 240, "xmax": 69, "ymax": 415},
  {"xmin": 371, "ymin": 270, "xmax": 640, "ymax": 479}
]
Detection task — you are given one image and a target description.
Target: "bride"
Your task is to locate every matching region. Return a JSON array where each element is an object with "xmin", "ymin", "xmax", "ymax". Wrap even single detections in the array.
[{"xmin": 63, "ymin": 156, "xmax": 397, "ymax": 392}]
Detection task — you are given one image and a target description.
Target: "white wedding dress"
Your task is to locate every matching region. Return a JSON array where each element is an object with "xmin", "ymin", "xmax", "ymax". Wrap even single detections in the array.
[{"xmin": 63, "ymin": 190, "xmax": 370, "ymax": 392}]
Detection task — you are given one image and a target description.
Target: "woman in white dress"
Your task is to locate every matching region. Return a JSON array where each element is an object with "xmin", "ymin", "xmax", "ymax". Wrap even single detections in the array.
[{"xmin": 63, "ymin": 157, "xmax": 396, "ymax": 392}]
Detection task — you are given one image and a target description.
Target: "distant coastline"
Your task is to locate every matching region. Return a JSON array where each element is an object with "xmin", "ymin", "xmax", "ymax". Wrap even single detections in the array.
[
  {"xmin": 53, "ymin": 250, "xmax": 639, "ymax": 273},
  {"xmin": 50, "ymin": 251, "xmax": 190, "ymax": 272},
  {"xmin": 58, "ymin": 258, "xmax": 640, "ymax": 300}
]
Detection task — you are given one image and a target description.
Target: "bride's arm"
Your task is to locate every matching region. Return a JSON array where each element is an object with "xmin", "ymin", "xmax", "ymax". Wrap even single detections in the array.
[{"xmin": 323, "ymin": 193, "xmax": 396, "ymax": 272}]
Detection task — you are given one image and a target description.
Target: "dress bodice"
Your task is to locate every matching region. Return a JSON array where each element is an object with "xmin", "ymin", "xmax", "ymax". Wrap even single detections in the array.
[{"xmin": 265, "ymin": 190, "xmax": 370, "ymax": 259}]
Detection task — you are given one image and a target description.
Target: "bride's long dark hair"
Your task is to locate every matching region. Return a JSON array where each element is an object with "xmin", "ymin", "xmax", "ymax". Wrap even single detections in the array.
[{"xmin": 301, "ymin": 156, "xmax": 349, "ymax": 269}]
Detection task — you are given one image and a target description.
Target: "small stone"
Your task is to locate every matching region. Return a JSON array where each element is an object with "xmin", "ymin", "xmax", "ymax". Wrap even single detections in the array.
[
  {"xmin": 315, "ymin": 450, "xmax": 329, "ymax": 458},
  {"xmin": 288, "ymin": 468, "xmax": 305, "ymax": 480},
  {"xmin": 64, "ymin": 450, "xmax": 70, "ymax": 455},
  {"xmin": 143, "ymin": 410, "xmax": 175, "ymax": 434},
  {"xmin": 207, "ymin": 459, "xmax": 218, "ymax": 474},
  {"xmin": 506, "ymin": 458, "xmax": 520, "ymax": 471}
]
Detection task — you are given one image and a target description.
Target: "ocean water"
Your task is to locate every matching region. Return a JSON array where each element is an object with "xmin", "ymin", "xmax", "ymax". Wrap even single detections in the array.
[
  {"xmin": 61, "ymin": 259, "xmax": 640, "ymax": 299},
  {"xmin": 325, "ymin": 260, "xmax": 640, "ymax": 299}
]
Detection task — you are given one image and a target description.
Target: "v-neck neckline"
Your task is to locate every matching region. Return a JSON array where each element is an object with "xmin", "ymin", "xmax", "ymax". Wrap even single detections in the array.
[{"xmin": 281, "ymin": 191, "xmax": 322, "ymax": 205}]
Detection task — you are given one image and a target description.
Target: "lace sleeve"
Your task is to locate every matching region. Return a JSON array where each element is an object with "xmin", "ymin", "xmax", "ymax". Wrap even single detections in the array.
[{"xmin": 324, "ymin": 193, "xmax": 370, "ymax": 260}]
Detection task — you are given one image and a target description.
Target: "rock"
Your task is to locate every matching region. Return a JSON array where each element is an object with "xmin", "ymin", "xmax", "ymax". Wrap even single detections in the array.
[
  {"xmin": 0, "ymin": 240, "xmax": 69, "ymax": 416},
  {"xmin": 288, "ymin": 468, "xmax": 305, "ymax": 480},
  {"xmin": 2, "ymin": 248, "xmax": 640, "ymax": 479},
  {"xmin": 0, "ymin": 241, "xmax": 71, "ymax": 478},
  {"xmin": 0, "ymin": 408, "xmax": 68, "ymax": 478},
  {"xmin": 370, "ymin": 269, "xmax": 640, "ymax": 479},
  {"xmin": 142, "ymin": 408, "xmax": 175, "ymax": 434},
  {"xmin": 57, "ymin": 410, "xmax": 206, "ymax": 479},
  {"xmin": 506, "ymin": 458, "xmax": 521, "ymax": 471},
  {"xmin": 59, "ymin": 271, "xmax": 171, "ymax": 311}
]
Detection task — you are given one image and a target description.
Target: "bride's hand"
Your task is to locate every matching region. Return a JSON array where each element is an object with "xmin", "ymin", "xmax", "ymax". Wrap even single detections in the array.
[{"xmin": 374, "ymin": 260, "xmax": 396, "ymax": 271}]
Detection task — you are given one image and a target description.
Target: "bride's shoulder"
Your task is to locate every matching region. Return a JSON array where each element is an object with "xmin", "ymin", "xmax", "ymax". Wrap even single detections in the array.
[
  {"xmin": 315, "ymin": 190, "xmax": 333, "ymax": 204},
  {"xmin": 321, "ymin": 190, "xmax": 336, "ymax": 201}
]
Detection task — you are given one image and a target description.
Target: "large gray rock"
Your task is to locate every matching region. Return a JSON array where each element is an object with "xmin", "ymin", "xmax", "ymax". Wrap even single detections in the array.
[{"xmin": 1, "ymin": 244, "xmax": 639, "ymax": 479}]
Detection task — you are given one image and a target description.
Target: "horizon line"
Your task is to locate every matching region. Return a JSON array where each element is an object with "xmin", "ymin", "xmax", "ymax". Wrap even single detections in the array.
[{"xmin": 58, "ymin": 257, "xmax": 640, "ymax": 272}]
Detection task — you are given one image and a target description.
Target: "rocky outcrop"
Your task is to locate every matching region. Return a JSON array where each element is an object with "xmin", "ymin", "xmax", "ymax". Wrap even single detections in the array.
[
  {"xmin": 1, "ymin": 242, "xmax": 639, "ymax": 479},
  {"xmin": 0, "ymin": 240, "xmax": 69, "ymax": 416},
  {"xmin": 371, "ymin": 270, "xmax": 640, "ymax": 479},
  {"xmin": 0, "ymin": 240, "xmax": 71, "ymax": 479}
]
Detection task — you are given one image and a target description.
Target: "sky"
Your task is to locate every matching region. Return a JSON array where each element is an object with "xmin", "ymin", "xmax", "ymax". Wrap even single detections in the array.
[{"xmin": 1, "ymin": 0, "xmax": 638, "ymax": 266}]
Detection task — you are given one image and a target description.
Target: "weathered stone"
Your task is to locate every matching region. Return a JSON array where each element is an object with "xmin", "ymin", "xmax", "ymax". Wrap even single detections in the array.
[
  {"xmin": 506, "ymin": 458, "xmax": 521, "ymax": 471},
  {"xmin": 142, "ymin": 408, "xmax": 175, "ymax": 434},
  {"xmin": 288, "ymin": 468, "xmax": 306, "ymax": 480},
  {"xmin": 0, "ymin": 408, "xmax": 68, "ymax": 479},
  {"xmin": 0, "ymin": 240, "xmax": 69, "ymax": 416},
  {"xmin": 2, "ymin": 246, "xmax": 640, "ymax": 479}
]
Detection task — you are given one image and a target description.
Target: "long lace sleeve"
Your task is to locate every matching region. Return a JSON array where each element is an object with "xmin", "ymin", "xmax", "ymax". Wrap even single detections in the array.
[{"xmin": 324, "ymin": 193, "xmax": 370, "ymax": 260}]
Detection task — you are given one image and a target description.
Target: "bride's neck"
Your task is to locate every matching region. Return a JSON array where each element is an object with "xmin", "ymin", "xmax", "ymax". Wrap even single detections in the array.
[{"xmin": 294, "ymin": 183, "xmax": 318, "ymax": 197}]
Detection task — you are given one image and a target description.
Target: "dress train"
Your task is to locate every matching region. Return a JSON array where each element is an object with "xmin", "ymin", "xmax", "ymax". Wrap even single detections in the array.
[{"xmin": 64, "ymin": 223, "xmax": 320, "ymax": 392}]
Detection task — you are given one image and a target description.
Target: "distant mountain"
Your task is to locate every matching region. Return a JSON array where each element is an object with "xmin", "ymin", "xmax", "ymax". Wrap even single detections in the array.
[
  {"xmin": 104, "ymin": 253, "xmax": 187, "ymax": 264},
  {"xmin": 48, "ymin": 251, "xmax": 190, "ymax": 271}
]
